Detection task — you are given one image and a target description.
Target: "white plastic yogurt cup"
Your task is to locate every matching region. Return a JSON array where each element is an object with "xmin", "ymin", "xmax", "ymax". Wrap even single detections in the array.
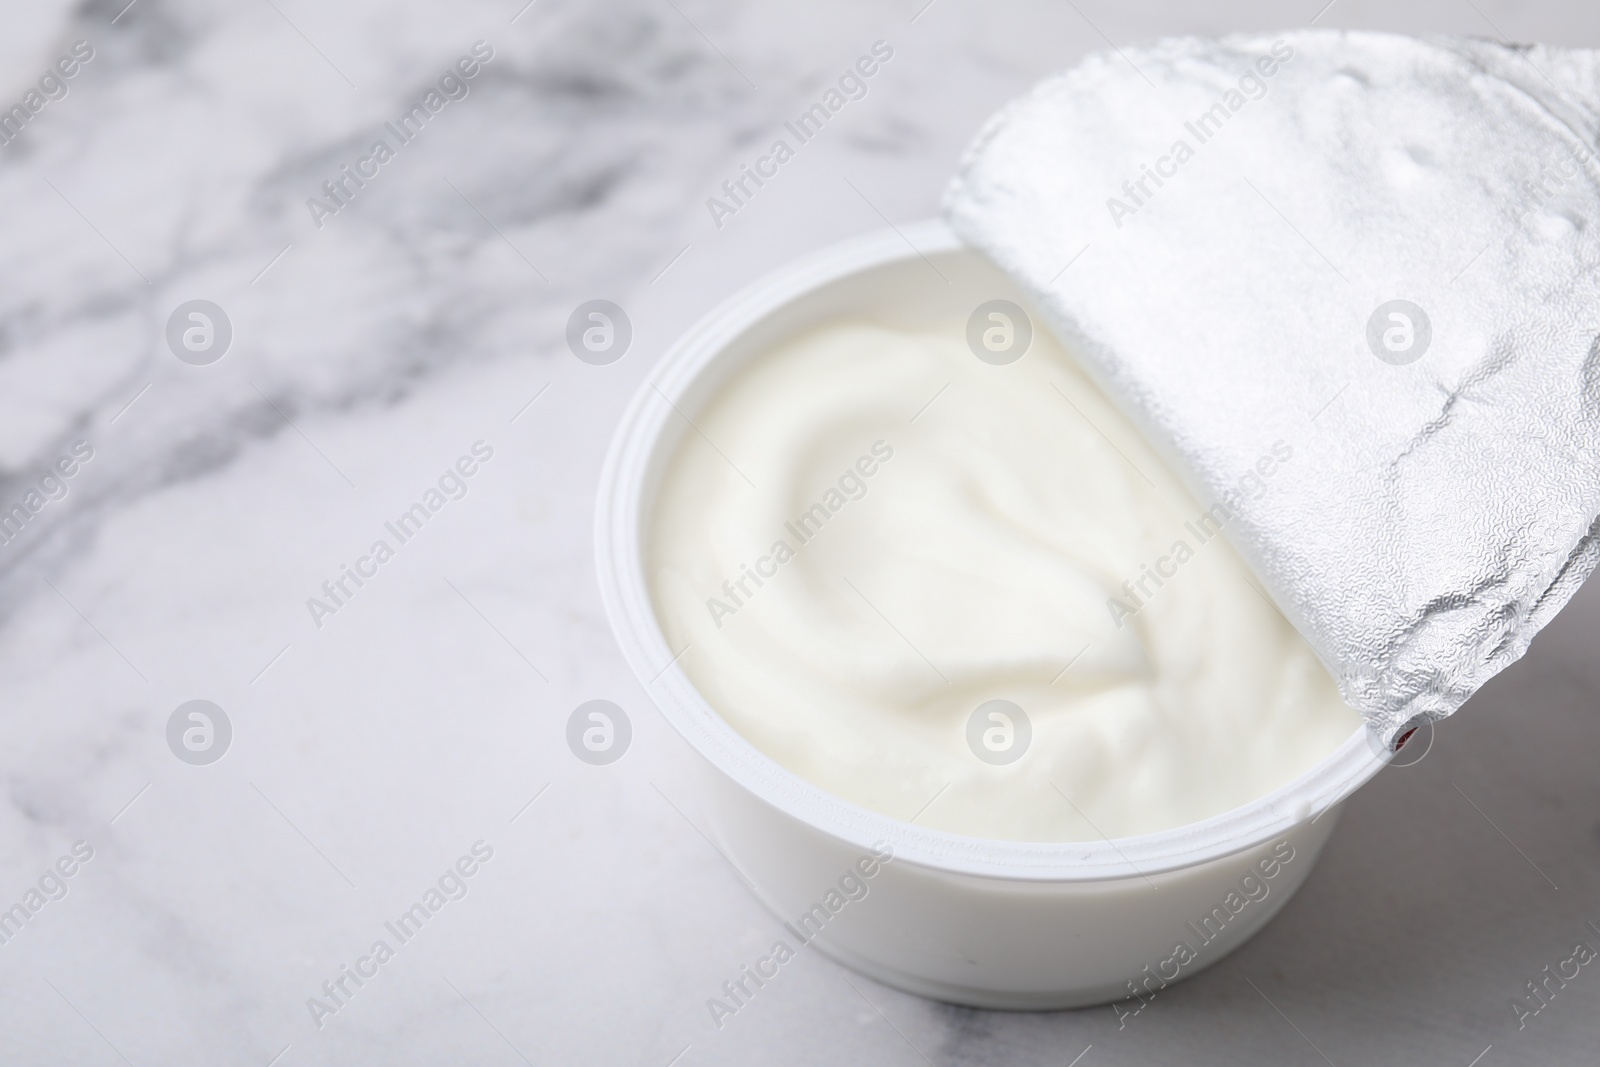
[{"xmin": 595, "ymin": 220, "xmax": 1386, "ymax": 1009}]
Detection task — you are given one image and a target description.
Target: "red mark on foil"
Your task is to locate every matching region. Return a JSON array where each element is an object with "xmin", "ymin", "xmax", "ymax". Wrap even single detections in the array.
[{"xmin": 1393, "ymin": 727, "xmax": 1418, "ymax": 752}]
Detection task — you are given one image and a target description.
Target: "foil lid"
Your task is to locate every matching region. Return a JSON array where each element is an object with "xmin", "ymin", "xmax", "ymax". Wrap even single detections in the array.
[{"xmin": 944, "ymin": 30, "xmax": 1600, "ymax": 745}]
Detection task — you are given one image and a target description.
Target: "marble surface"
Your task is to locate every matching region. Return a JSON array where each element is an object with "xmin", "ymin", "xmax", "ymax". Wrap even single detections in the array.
[{"xmin": 1, "ymin": 0, "xmax": 1598, "ymax": 1063}]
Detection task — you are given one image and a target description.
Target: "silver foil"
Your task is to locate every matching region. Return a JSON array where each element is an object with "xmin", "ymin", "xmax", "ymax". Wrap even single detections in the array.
[{"xmin": 944, "ymin": 30, "xmax": 1600, "ymax": 745}]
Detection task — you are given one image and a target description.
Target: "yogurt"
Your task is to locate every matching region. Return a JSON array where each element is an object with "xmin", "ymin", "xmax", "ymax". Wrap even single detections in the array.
[{"xmin": 648, "ymin": 319, "xmax": 1359, "ymax": 842}]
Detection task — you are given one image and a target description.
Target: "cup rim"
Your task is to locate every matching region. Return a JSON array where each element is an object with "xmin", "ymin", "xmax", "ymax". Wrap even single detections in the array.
[{"xmin": 594, "ymin": 219, "xmax": 1386, "ymax": 882}]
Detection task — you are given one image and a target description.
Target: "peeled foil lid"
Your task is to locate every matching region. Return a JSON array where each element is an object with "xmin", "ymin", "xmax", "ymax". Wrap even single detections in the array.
[{"xmin": 944, "ymin": 30, "xmax": 1600, "ymax": 746}]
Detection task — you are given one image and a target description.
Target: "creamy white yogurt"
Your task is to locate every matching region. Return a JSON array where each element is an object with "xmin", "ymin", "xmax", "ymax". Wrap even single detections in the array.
[{"xmin": 649, "ymin": 320, "xmax": 1359, "ymax": 842}]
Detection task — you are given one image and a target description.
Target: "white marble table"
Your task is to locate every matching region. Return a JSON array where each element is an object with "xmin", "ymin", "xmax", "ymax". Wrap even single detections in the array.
[{"xmin": 2, "ymin": 0, "xmax": 1597, "ymax": 1063}]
